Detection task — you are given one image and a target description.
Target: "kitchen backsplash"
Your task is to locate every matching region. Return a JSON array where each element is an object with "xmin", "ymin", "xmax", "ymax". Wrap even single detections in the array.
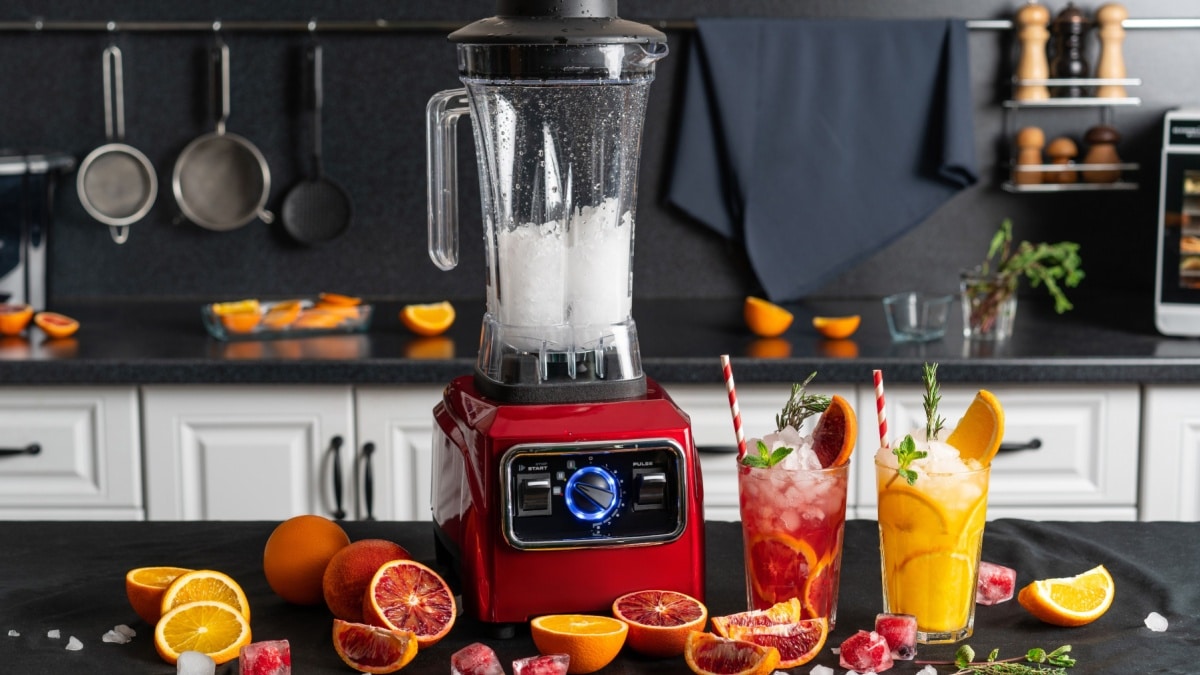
[{"xmin": 0, "ymin": 0, "xmax": 1192, "ymax": 305}]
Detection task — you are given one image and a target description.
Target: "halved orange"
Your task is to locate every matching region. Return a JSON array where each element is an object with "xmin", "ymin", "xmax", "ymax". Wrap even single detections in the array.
[
  {"xmin": 318, "ymin": 292, "xmax": 362, "ymax": 307},
  {"xmin": 0, "ymin": 303, "xmax": 34, "ymax": 336},
  {"xmin": 812, "ymin": 315, "xmax": 861, "ymax": 339},
  {"xmin": 154, "ymin": 600, "xmax": 251, "ymax": 665},
  {"xmin": 332, "ymin": 619, "xmax": 418, "ymax": 674},
  {"xmin": 946, "ymin": 389, "xmax": 1005, "ymax": 465},
  {"xmin": 811, "ymin": 394, "xmax": 856, "ymax": 468},
  {"xmin": 612, "ymin": 589, "xmax": 708, "ymax": 658},
  {"xmin": 744, "ymin": 297, "xmax": 793, "ymax": 338},
  {"xmin": 401, "ymin": 301, "xmax": 456, "ymax": 337},
  {"xmin": 530, "ymin": 614, "xmax": 628, "ymax": 674},
  {"xmin": 1018, "ymin": 564, "xmax": 1114, "ymax": 627},
  {"xmin": 684, "ymin": 631, "xmax": 780, "ymax": 675},
  {"xmin": 363, "ymin": 559, "xmax": 456, "ymax": 648},
  {"xmin": 126, "ymin": 566, "xmax": 193, "ymax": 625},
  {"xmin": 160, "ymin": 569, "xmax": 251, "ymax": 621},
  {"xmin": 33, "ymin": 311, "xmax": 80, "ymax": 338},
  {"xmin": 745, "ymin": 535, "xmax": 820, "ymax": 608},
  {"xmin": 722, "ymin": 617, "xmax": 827, "ymax": 668}
]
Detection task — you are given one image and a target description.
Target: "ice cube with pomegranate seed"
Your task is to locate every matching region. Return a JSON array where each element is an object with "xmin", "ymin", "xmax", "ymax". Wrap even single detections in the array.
[
  {"xmin": 452, "ymin": 643, "xmax": 505, "ymax": 675},
  {"xmin": 513, "ymin": 654, "xmax": 570, "ymax": 675},
  {"xmin": 839, "ymin": 630, "xmax": 894, "ymax": 673},
  {"xmin": 976, "ymin": 561, "xmax": 1017, "ymax": 605},
  {"xmin": 239, "ymin": 639, "xmax": 291, "ymax": 675},
  {"xmin": 874, "ymin": 613, "xmax": 917, "ymax": 660}
]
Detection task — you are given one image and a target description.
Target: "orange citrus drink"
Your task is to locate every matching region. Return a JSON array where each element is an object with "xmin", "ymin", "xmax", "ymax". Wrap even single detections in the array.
[{"xmin": 875, "ymin": 438, "xmax": 989, "ymax": 643}]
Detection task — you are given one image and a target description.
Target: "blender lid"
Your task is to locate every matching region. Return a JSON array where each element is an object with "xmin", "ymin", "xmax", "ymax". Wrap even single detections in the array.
[{"xmin": 450, "ymin": 0, "xmax": 666, "ymax": 45}]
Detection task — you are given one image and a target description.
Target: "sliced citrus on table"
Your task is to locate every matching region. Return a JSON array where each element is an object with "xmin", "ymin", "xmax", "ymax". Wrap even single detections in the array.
[
  {"xmin": 401, "ymin": 301, "xmax": 456, "ymax": 337},
  {"xmin": 946, "ymin": 389, "xmax": 1005, "ymax": 465},
  {"xmin": 711, "ymin": 598, "xmax": 803, "ymax": 638},
  {"xmin": 812, "ymin": 315, "xmax": 861, "ymax": 339},
  {"xmin": 684, "ymin": 630, "xmax": 780, "ymax": 675},
  {"xmin": 292, "ymin": 308, "xmax": 345, "ymax": 330},
  {"xmin": 210, "ymin": 299, "xmax": 260, "ymax": 316},
  {"xmin": 1018, "ymin": 564, "xmax": 1115, "ymax": 627},
  {"xmin": 262, "ymin": 300, "xmax": 302, "ymax": 329},
  {"xmin": 34, "ymin": 311, "xmax": 80, "ymax": 338},
  {"xmin": 722, "ymin": 617, "xmax": 827, "ymax": 668},
  {"xmin": 160, "ymin": 569, "xmax": 251, "ymax": 620},
  {"xmin": 154, "ymin": 600, "xmax": 251, "ymax": 665},
  {"xmin": 612, "ymin": 589, "xmax": 708, "ymax": 658},
  {"xmin": 332, "ymin": 619, "xmax": 418, "ymax": 674},
  {"xmin": 530, "ymin": 614, "xmax": 628, "ymax": 674},
  {"xmin": 125, "ymin": 566, "xmax": 192, "ymax": 625},
  {"xmin": 811, "ymin": 394, "xmax": 857, "ymax": 467},
  {"xmin": 0, "ymin": 303, "xmax": 34, "ymax": 336},
  {"xmin": 220, "ymin": 311, "xmax": 261, "ymax": 334},
  {"xmin": 743, "ymin": 297, "xmax": 793, "ymax": 338},
  {"xmin": 745, "ymin": 535, "xmax": 821, "ymax": 608},
  {"xmin": 364, "ymin": 559, "xmax": 456, "ymax": 648},
  {"xmin": 318, "ymin": 292, "xmax": 363, "ymax": 307}
]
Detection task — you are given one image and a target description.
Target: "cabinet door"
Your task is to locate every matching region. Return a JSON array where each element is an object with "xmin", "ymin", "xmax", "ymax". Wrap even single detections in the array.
[
  {"xmin": 0, "ymin": 386, "xmax": 141, "ymax": 519},
  {"xmin": 142, "ymin": 386, "xmax": 354, "ymax": 521},
  {"xmin": 354, "ymin": 386, "xmax": 444, "ymax": 521},
  {"xmin": 1141, "ymin": 386, "xmax": 1200, "ymax": 521},
  {"xmin": 857, "ymin": 384, "xmax": 1140, "ymax": 521}
]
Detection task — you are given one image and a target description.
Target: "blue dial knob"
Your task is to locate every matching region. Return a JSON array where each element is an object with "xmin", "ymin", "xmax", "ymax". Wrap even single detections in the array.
[{"xmin": 564, "ymin": 466, "xmax": 620, "ymax": 522}]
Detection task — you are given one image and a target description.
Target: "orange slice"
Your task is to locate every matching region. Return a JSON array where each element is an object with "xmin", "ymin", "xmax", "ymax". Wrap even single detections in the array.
[
  {"xmin": 293, "ymin": 309, "xmax": 345, "ymax": 330},
  {"xmin": 530, "ymin": 614, "xmax": 628, "ymax": 674},
  {"xmin": 612, "ymin": 589, "xmax": 708, "ymax": 658},
  {"xmin": 0, "ymin": 303, "xmax": 34, "ymax": 336},
  {"xmin": 745, "ymin": 535, "xmax": 821, "ymax": 608},
  {"xmin": 684, "ymin": 631, "xmax": 780, "ymax": 675},
  {"xmin": 318, "ymin": 292, "xmax": 362, "ymax": 307},
  {"xmin": 34, "ymin": 311, "xmax": 80, "ymax": 338},
  {"xmin": 262, "ymin": 300, "xmax": 302, "ymax": 329},
  {"xmin": 332, "ymin": 619, "xmax": 418, "ymax": 674},
  {"xmin": 401, "ymin": 301, "xmax": 456, "ymax": 337},
  {"xmin": 722, "ymin": 617, "xmax": 827, "ymax": 669},
  {"xmin": 711, "ymin": 598, "xmax": 804, "ymax": 638},
  {"xmin": 154, "ymin": 600, "xmax": 251, "ymax": 665},
  {"xmin": 811, "ymin": 394, "xmax": 856, "ymax": 468},
  {"xmin": 210, "ymin": 299, "xmax": 260, "ymax": 316},
  {"xmin": 364, "ymin": 560, "xmax": 456, "ymax": 648},
  {"xmin": 893, "ymin": 550, "xmax": 977, "ymax": 633},
  {"xmin": 125, "ymin": 566, "xmax": 193, "ymax": 625},
  {"xmin": 161, "ymin": 569, "xmax": 251, "ymax": 621},
  {"xmin": 220, "ymin": 311, "xmax": 261, "ymax": 334},
  {"xmin": 876, "ymin": 483, "xmax": 950, "ymax": 535},
  {"xmin": 946, "ymin": 390, "xmax": 1005, "ymax": 465},
  {"xmin": 1018, "ymin": 564, "xmax": 1115, "ymax": 627},
  {"xmin": 812, "ymin": 315, "xmax": 861, "ymax": 339},
  {"xmin": 744, "ymin": 297, "xmax": 793, "ymax": 338}
]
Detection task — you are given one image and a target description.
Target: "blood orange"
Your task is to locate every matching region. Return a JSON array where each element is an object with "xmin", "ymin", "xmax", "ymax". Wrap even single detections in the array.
[
  {"xmin": 612, "ymin": 589, "xmax": 708, "ymax": 658},
  {"xmin": 0, "ymin": 304, "xmax": 33, "ymax": 336},
  {"xmin": 802, "ymin": 557, "xmax": 839, "ymax": 620},
  {"xmin": 323, "ymin": 539, "xmax": 412, "ymax": 622},
  {"xmin": 331, "ymin": 619, "xmax": 417, "ymax": 674},
  {"xmin": 683, "ymin": 631, "xmax": 780, "ymax": 675},
  {"xmin": 722, "ymin": 617, "xmax": 828, "ymax": 668},
  {"xmin": 745, "ymin": 535, "xmax": 819, "ymax": 608},
  {"xmin": 811, "ymin": 394, "xmax": 856, "ymax": 468},
  {"xmin": 363, "ymin": 559, "xmax": 456, "ymax": 648},
  {"xmin": 710, "ymin": 598, "xmax": 803, "ymax": 638}
]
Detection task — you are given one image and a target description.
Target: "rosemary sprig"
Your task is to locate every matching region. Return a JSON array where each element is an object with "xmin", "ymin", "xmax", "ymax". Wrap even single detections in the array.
[
  {"xmin": 774, "ymin": 372, "xmax": 831, "ymax": 432},
  {"xmin": 923, "ymin": 362, "xmax": 945, "ymax": 440},
  {"xmin": 919, "ymin": 644, "xmax": 1077, "ymax": 675}
]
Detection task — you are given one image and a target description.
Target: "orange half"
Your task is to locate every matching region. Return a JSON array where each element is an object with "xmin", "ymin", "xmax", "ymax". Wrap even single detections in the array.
[
  {"xmin": 812, "ymin": 315, "xmax": 861, "ymax": 339},
  {"xmin": 744, "ymin": 297, "xmax": 793, "ymax": 338},
  {"xmin": 401, "ymin": 302, "xmax": 456, "ymax": 337},
  {"xmin": 1018, "ymin": 564, "xmax": 1115, "ymax": 627}
]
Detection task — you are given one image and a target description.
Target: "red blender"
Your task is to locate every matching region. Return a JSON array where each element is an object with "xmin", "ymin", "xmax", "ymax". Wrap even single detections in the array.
[{"xmin": 425, "ymin": 0, "xmax": 705, "ymax": 631}]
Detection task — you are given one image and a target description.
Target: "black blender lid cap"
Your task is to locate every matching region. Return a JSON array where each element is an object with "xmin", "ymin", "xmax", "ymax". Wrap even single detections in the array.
[{"xmin": 450, "ymin": 0, "xmax": 665, "ymax": 45}]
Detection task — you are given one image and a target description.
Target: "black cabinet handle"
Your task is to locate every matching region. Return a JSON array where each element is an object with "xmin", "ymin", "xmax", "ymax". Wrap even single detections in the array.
[
  {"xmin": 0, "ymin": 443, "xmax": 41, "ymax": 457},
  {"xmin": 361, "ymin": 442, "xmax": 376, "ymax": 521},
  {"xmin": 998, "ymin": 438, "xmax": 1043, "ymax": 453},
  {"xmin": 696, "ymin": 445, "xmax": 740, "ymax": 454},
  {"xmin": 328, "ymin": 435, "xmax": 346, "ymax": 520}
]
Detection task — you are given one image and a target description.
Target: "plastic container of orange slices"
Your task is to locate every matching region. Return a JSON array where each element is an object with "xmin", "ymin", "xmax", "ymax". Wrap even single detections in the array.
[{"xmin": 202, "ymin": 298, "xmax": 373, "ymax": 341}]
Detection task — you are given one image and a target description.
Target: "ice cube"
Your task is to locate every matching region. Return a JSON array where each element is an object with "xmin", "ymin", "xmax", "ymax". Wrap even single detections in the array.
[
  {"xmin": 976, "ymin": 561, "xmax": 1017, "ymax": 605},
  {"xmin": 177, "ymin": 651, "xmax": 216, "ymax": 675},
  {"xmin": 101, "ymin": 629, "xmax": 130, "ymax": 644},
  {"xmin": 65, "ymin": 636, "xmax": 83, "ymax": 651},
  {"xmin": 513, "ymin": 653, "xmax": 570, "ymax": 675},
  {"xmin": 1144, "ymin": 612, "xmax": 1169, "ymax": 632},
  {"xmin": 6, "ymin": 630, "xmax": 18, "ymax": 637},
  {"xmin": 874, "ymin": 613, "xmax": 917, "ymax": 660},
  {"xmin": 917, "ymin": 667, "xmax": 939, "ymax": 675},
  {"xmin": 839, "ymin": 630, "xmax": 894, "ymax": 673},
  {"xmin": 114, "ymin": 624, "xmax": 136, "ymax": 638},
  {"xmin": 47, "ymin": 629, "xmax": 61, "ymax": 639},
  {"xmin": 451, "ymin": 643, "xmax": 505, "ymax": 675},
  {"xmin": 239, "ymin": 639, "xmax": 291, "ymax": 675},
  {"xmin": 809, "ymin": 666, "xmax": 835, "ymax": 675}
]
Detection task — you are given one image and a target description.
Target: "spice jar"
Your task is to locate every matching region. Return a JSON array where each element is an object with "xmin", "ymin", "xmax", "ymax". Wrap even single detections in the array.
[
  {"xmin": 1013, "ymin": 126, "xmax": 1045, "ymax": 185},
  {"xmin": 1082, "ymin": 125, "xmax": 1122, "ymax": 183},
  {"xmin": 1045, "ymin": 137, "xmax": 1079, "ymax": 183}
]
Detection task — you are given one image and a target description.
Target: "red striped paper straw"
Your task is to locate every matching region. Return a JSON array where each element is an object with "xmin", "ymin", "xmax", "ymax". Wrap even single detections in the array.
[
  {"xmin": 873, "ymin": 369, "xmax": 889, "ymax": 448},
  {"xmin": 720, "ymin": 354, "xmax": 748, "ymax": 460}
]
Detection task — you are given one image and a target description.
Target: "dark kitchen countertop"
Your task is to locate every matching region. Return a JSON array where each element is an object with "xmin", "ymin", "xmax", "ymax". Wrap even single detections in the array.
[{"xmin": 2, "ymin": 296, "xmax": 1200, "ymax": 385}]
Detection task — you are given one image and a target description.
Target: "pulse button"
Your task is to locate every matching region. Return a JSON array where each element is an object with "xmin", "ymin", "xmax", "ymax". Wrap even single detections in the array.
[
  {"xmin": 516, "ymin": 474, "xmax": 552, "ymax": 516},
  {"xmin": 633, "ymin": 470, "xmax": 668, "ymax": 511}
]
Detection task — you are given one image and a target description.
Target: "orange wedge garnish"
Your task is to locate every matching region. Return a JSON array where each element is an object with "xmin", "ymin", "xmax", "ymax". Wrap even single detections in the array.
[
  {"xmin": 946, "ymin": 390, "xmax": 1005, "ymax": 465},
  {"xmin": 400, "ymin": 301, "xmax": 456, "ymax": 337}
]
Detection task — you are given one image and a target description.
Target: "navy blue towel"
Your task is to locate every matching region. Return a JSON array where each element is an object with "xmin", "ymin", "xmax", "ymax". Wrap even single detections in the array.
[{"xmin": 668, "ymin": 18, "xmax": 978, "ymax": 302}]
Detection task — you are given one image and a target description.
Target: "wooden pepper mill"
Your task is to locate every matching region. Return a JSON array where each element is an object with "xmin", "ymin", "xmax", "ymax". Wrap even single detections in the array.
[
  {"xmin": 1045, "ymin": 137, "xmax": 1079, "ymax": 183},
  {"xmin": 1094, "ymin": 3, "xmax": 1129, "ymax": 98},
  {"xmin": 1082, "ymin": 125, "xmax": 1122, "ymax": 183},
  {"xmin": 1014, "ymin": 2, "xmax": 1051, "ymax": 101},
  {"xmin": 1014, "ymin": 126, "xmax": 1046, "ymax": 185},
  {"xmin": 1050, "ymin": 3, "xmax": 1091, "ymax": 97}
]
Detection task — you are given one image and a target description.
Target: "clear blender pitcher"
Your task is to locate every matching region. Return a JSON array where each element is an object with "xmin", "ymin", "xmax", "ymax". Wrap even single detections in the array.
[{"xmin": 427, "ymin": 0, "xmax": 667, "ymax": 403}]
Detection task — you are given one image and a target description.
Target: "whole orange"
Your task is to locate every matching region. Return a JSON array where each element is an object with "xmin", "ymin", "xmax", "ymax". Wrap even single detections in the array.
[
  {"xmin": 323, "ymin": 539, "xmax": 412, "ymax": 622},
  {"xmin": 263, "ymin": 515, "xmax": 350, "ymax": 605}
]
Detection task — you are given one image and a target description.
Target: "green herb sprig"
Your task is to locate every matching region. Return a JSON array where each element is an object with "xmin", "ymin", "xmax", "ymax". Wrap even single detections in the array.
[
  {"xmin": 892, "ymin": 435, "xmax": 927, "ymax": 485},
  {"xmin": 774, "ymin": 372, "xmax": 831, "ymax": 432},
  {"xmin": 923, "ymin": 362, "xmax": 945, "ymax": 441},
  {"xmin": 741, "ymin": 440, "xmax": 793, "ymax": 469},
  {"xmin": 919, "ymin": 644, "xmax": 1076, "ymax": 675}
]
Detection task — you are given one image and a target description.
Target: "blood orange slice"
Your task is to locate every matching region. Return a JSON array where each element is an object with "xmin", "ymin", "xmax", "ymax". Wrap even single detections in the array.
[
  {"xmin": 363, "ymin": 559, "xmax": 456, "ymax": 648},
  {"xmin": 332, "ymin": 619, "xmax": 418, "ymax": 674},
  {"xmin": 684, "ymin": 631, "xmax": 780, "ymax": 675},
  {"xmin": 745, "ymin": 535, "xmax": 820, "ymax": 608},
  {"xmin": 802, "ymin": 557, "xmax": 838, "ymax": 620},
  {"xmin": 710, "ymin": 598, "xmax": 803, "ymax": 638},
  {"xmin": 811, "ymin": 394, "xmax": 856, "ymax": 468},
  {"xmin": 722, "ymin": 617, "xmax": 828, "ymax": 668},
  {"xmin": 612, "ymin": 589, "xmax": 708, "ymax": 658}
]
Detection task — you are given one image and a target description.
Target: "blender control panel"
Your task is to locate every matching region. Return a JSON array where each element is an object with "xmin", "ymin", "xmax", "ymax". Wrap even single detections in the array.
[{"xmin": 500, "ymin": 440, "xmax": 688, "ymax": 550}]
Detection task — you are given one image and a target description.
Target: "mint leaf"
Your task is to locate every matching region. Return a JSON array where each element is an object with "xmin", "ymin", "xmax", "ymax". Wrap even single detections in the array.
[
  {"xmin": 740, "ymin": 439, "xmax": 793, "ymax": 468},
  {"xmin": 892, "ymin": 435, "xmax": 928, "ymax": 485},
  {"xmin": 1047, "ymin": 646, "xmax": 1075, "ymax": 668},
  {"xmin": 768, "ymin": 446, "xmax": 794, "ymax": 466}
]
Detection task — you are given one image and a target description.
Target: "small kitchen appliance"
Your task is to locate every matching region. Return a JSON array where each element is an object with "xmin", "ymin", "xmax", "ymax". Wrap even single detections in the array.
[
  {"xmin": 425, "ymin": 0, "xmax": 705, "ymax": 629},
  {"xmin": 1155, "ymin": 108, "xmax": 1200, "ymax": 336},
  {"xmin": 0, "ymin": 151, "xmax": 74, "ymax": 307}
]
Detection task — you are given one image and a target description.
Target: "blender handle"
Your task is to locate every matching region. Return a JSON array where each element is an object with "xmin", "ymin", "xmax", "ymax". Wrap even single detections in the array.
[{"xmin": 426, "ymin": 88, "xmax": 471, "ymax": 271}]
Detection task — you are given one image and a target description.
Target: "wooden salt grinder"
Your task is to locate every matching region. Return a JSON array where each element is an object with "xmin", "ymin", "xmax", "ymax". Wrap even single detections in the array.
[
  {"xmin": 1095, "ymin": 3, "xmax": 1129, "ymax": 98},
  {"xmin": 1045, "ymin": 137, "xmax": 1079, "ymax": 183},
  {"xmin": 1014, "ymin": 2, "xmax": 1051, "ymax": 101},
  {"xmin": 1082, "ymin": 125, "xmax": 1122, "ymax": 183},
  {"xmin": 1014, "ymin": 126, "xmax": 1046, "ymax": 185}
]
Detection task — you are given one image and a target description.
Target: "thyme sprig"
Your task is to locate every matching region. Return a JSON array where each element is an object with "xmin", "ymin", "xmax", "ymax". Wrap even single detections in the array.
[
  {"xmin": 919, "ymin": 644, "xmax": 1076, "ymax": 675},
  {"xmin": 774, "ymin": 372, "xmax": 831, "ymax": 432},
  {"xmin": 923, "ymin": 362, "xmax": 945, "ymax": 440}
]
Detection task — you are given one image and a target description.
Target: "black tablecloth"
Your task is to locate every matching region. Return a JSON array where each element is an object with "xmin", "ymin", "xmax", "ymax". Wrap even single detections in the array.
[{"xmin": 0, "ymin": 520, "xmax": 1194, "ymax": 674}]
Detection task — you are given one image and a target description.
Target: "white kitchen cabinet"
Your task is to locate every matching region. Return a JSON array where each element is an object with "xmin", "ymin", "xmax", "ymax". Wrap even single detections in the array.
[
  {"xmin": 1140, "ymin": 386, "xmax": 1200, "ymax": 521},
  {"xmin": 142, "ymin": 385, "xmax": 355, "ymax": 521},
  {"xmin": 354, "ymin": 386, "xmax": 444, "ymax": 521},
  {"xmin": 855, "ymin": 384, "xmax": 1140, "ymax": 522},
  {"xmin": 0, "ymin": 386, "xmax": 142, "ymax": 519}
]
